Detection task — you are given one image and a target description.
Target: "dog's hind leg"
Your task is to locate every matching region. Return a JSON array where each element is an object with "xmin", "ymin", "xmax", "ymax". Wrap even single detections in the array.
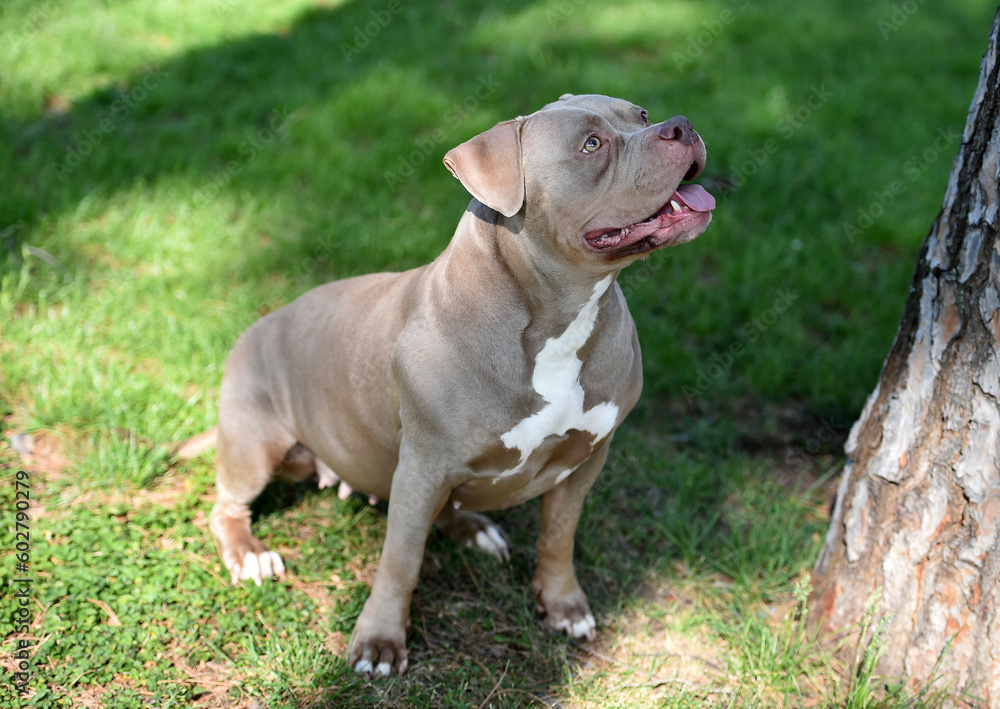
[{"xmin": 210, "ymin": 368, "xmax": 297, "ymax": 586}]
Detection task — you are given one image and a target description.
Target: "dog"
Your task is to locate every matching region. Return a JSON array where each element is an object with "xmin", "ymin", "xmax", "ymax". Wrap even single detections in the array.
[{"xmin": 204, "ymin": 93, "xmax": 714, "ymax": 678}]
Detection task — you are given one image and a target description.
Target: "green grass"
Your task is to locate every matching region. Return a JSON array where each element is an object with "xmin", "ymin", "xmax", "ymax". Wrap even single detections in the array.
[{"xmin": 1, "ymin": 0, "xmax": 994, "ymax": 706}]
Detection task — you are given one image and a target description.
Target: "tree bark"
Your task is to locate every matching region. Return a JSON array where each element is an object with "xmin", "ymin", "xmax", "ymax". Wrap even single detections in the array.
[{"xmin": 810, "ymin": 10, "xmax": 1000, "ymax": 707}]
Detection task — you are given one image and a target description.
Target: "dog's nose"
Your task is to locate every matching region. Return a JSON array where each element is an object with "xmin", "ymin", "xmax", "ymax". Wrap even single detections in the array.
[{"xmin": 658, "ymin": 116, "xmax": 697, "ymax": 145}]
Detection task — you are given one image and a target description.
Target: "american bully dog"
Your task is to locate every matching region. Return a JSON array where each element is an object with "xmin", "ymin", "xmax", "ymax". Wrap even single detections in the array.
[{"xmin": 205, "ymin": 93, "xmax": 715, "ymax": 678}]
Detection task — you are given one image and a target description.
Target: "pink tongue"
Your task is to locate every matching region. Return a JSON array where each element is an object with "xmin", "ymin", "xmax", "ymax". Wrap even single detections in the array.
[{"xmin": 674, "ymin": 184, "xmax": 716, "ymax": 212}]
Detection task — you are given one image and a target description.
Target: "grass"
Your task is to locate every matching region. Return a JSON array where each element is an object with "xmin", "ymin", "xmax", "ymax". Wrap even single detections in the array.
[{"xmin": 0, "ymin": 0, "xmax": 994, "ymax": 706}]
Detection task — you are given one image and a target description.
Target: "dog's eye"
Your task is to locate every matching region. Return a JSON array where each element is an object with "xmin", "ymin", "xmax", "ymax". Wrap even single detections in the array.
[
  {"xmin": 640, "ymin": 110, "xmax": 649, "ymax": 124},
  {"xmin": 583, "ymin": 136, "xmax": 602, "ymax": 153}
]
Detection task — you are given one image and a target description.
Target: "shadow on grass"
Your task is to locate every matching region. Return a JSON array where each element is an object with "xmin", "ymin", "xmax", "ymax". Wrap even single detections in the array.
[
  {"xmin": 9, "ymin": 0, "xmax": 985, "ymax": 282},
  {"xmin": 2, "ymin": 0, "xmax": 549, "ymax": 281}
]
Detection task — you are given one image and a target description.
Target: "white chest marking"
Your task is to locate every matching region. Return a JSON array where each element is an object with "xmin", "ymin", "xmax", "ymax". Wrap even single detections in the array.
[{"xmin": 497, "ymin": 275, "xmax": 619, "ymax": 480}]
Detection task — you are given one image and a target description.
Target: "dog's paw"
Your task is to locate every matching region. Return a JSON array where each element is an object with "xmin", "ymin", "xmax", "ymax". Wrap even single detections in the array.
[
  {"xmin": 349, "ymin": 628, "xmax": 408, "ymax": 679},
  {"xmin": 532, "ymin": 578, "xmax": 596, "ymax": 641},
  {"xmin": 441, "ymin": 509, "xmax": 510, "ymax": 561},
  {"xmin": 315, "ymin": 459, "xmax": 341, "ymax": 490},
  {"xmin": 545, "ymin": 607, "xmax": 596, "ymax": 640},
  {"xmin": 468, "ymin": 523, "xmax": 510, "ymax": 561},
  {"xmin": 352, "ymin": 651, "xmax": 407, "ymax": 680},
  {"xmin": 227, "ymin": 550, "xmax": 285, "ymax": 586}
]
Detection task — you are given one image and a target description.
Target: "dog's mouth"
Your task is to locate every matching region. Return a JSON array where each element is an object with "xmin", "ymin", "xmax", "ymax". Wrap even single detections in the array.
[{"xmin": 583, "ymin": 183, "xmax": 716, "ymax": 257}]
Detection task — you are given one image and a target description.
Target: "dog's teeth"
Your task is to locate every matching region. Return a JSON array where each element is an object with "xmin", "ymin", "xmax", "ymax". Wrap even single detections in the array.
[{"xmin": 670, "ymin": 200, "xmax": 682, "ymax": 213}]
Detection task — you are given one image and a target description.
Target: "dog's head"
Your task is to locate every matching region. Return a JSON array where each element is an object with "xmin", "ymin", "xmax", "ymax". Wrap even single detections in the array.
[{"xmin": 443, "ymin": 93, "xmax": 714, "ymax": 268}]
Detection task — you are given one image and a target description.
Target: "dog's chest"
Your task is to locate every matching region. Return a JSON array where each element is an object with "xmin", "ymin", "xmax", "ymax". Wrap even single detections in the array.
[{"xmin": 496, "ymin": 276, "xmax": 620, "ymax": 484}]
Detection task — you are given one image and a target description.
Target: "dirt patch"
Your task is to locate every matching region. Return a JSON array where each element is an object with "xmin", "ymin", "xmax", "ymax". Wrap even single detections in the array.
[
  {"xmin": 4, "ymin": 427, "xmax": 73, "ymax": 480},
  {"xmin": 567, "ymin": 587, "xmax": 728, "ymax": 707}
]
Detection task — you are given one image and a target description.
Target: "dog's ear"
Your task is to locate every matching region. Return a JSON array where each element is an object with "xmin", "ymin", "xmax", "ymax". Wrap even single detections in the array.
[{"xmin": 443, "ymin": 119, "xmax": 524, "ymax": 218}]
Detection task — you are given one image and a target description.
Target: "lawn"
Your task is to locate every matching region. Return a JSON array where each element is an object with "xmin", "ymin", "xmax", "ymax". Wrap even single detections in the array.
[{"xmin": 0, "ymin": 0, "xmax": 994, "ymax": 706}]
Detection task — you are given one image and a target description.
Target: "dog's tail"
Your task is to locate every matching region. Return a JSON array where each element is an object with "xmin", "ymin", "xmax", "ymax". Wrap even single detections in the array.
[{"xmin": 171, "ymin": 426, "xmax": 218, "ymax": 460}]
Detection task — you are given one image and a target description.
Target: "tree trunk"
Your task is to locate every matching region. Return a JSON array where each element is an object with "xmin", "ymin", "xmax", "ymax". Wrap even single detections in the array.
[{"xmin": 810, "ymin": 10, "xmax": 1000, "ymax": 707}]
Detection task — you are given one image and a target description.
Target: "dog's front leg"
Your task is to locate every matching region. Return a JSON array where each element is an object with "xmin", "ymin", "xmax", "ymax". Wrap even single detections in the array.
[
  {"xmin": 531, "ymin": 439, "xmax": 610, "ymax": 641},
  {"xmin": 348, "ymin": 440, "xmax": 450, "ymax": 679}
]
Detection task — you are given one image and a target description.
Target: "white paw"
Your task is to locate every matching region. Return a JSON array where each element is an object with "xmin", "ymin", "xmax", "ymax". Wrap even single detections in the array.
[
  {"xmin": 573, "ymin": 613, "xmax": 597, "ymax": 640},
  {"xmin": 549, "ymin": 612, "xmax": 596, "ymax": 640},
  {"xmin": 335, "ymin": 481, "xmax": 379, "ymax": 506},
  {"xmin": 352, "ymin": 658, "xmax": 399, "ymax": 679},
  {"xmin": 316, "ymin": 460, "xmax": 340, "ymax": 490},
  {"xmin": 468, "ymin": 524, "xmax": 510, "ymax": 562},
  {"xmin": 229, "ymin": 550, "xmax": 285, "ymax": 586}
]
